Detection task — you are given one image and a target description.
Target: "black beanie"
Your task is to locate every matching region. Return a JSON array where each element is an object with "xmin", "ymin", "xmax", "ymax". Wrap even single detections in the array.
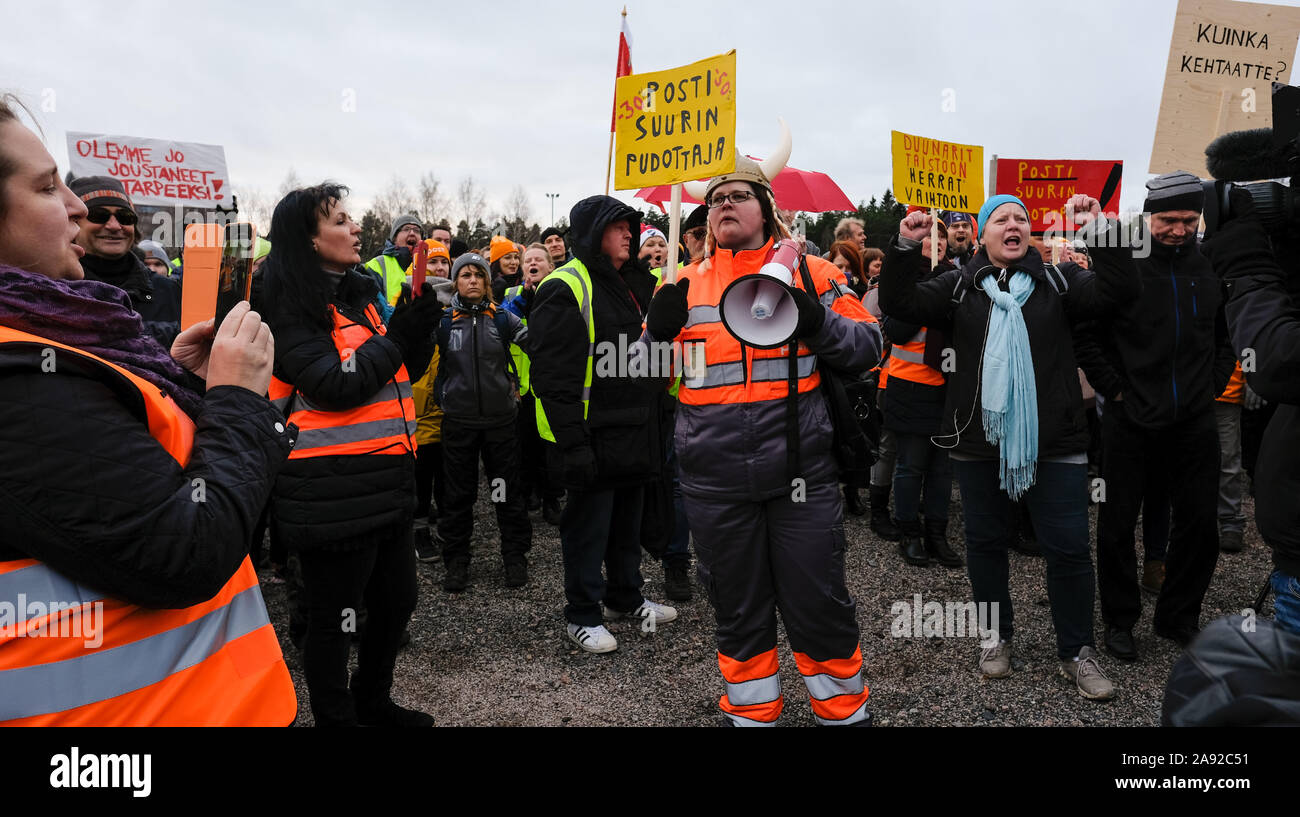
[
  {"xmin": 69, "ymin": 175, "xmax": 135, "ymax": 213},
  {"xmin": 540, "ymin": 227, "xmax": 566, "ymax": 242},
  {"xmin": 1144, "ymin": 171, "xmax": 1204, "ymax": 215}
]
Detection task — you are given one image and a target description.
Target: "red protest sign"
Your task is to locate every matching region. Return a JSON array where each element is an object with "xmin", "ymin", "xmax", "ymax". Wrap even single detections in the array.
[{"xmin": 993, "ymin": 159, "xmax": 1123, "ymax": 233}]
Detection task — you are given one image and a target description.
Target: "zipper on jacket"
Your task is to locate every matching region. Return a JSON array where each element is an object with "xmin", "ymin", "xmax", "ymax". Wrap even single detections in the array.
[
  {"xmin": 1169, "ymin": 261, "xmax": 1180, "ymax": 418},
  {"xmin": 473, "ymin": 314, "xmax": 483, "ymax": 416}
]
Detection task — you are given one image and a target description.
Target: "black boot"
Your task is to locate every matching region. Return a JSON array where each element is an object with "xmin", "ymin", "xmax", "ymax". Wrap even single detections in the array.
[
  {"xmin": 843, "ymin": 484, "xmax": 867, "ymax": 517},
  {"xmin": 542, "ymin": 496, "xmax": 562, "ymax": 526},
  {"xmin": 898, "ymin": 519, "xmax": 929, "ymax": 566},
  {"xmin": 923, "ymin": 517, "xmax": 963, "ymax": 567},
  {"xmin": 664, "ymin": 561, "xmax": 693, "ymax": 601},
  {"xmin": 869, "ymin": 485, "xmax": 902, "ymax": 541}
]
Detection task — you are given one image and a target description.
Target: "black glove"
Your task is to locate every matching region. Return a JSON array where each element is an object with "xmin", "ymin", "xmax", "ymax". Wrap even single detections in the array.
[
  {"xmin": 562, "ymin": 445, "xmax": 598, "ymax": 488},
  {"xmin": 646, "ymin": 278, "xmax": 691, "ymax": 341},
  {"xmin": 386, "ymin": 282, "xmax": 440, "ymax": 367},
  {"xmin": 790, "ymin": 286, "xmax": 827, "ymax": 338}
]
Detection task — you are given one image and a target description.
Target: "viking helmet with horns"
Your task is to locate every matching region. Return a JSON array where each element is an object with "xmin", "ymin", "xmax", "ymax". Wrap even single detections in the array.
[{"xmin": 684, "ymin": 118, "xmax": 792, "ymax": 204}]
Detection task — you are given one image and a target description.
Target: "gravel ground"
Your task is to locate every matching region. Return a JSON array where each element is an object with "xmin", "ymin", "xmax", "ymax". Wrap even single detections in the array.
[{"xmin": 260, "ymin": 485, "xmax": 1273, "ymax": 727}]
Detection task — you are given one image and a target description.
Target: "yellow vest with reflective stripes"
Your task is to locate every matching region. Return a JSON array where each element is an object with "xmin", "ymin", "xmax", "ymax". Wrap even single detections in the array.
[
  {"xmin": 365, "ymin": 254, "xmax": 406, "ymax": 306},
  {"xmin": 534, "ymin": 260, "xmax": 595, "ymax": 443},
  {"xmin": 504, "ymin": 284, "xmax": 532, "ymax": 395}
]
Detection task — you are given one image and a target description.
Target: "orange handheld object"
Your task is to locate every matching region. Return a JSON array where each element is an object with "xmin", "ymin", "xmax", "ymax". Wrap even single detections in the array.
[
  {"xmin": 180, "ymin": 223, "xmax": 223, "ymax": 330},
  {"xmin": 412, "ymin": 242, "xmax": 429, "ymax": 296}
]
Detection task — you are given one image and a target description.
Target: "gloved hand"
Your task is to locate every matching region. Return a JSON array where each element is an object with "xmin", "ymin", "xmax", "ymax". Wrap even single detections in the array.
[
  {"xmin": 1244, "ymin": 383, "xmax": 1265, "ymax": 411},
  {"xmin": 790, "ymin": 286, "xmax": 827, "ymax": 338},
  {"xmin": 562, "ymin": 445, "xmax": 598, "ymax": 488},
  {"xmin": 646, "ymin": 278, "xmax": 691, "ymax": 341},
  {"xmin": 386, "ymin": 282, "xmax": 440, "ymax": 363},
  {"xmin": 516, "ymin": 285, "xmax": 536, "ymax": 318}
]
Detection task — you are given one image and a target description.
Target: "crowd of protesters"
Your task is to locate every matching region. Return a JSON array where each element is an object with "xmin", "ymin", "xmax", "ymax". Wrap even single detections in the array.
[{"xmin": 1, "ymin": 92, "xmax": 1297, "ymax": 727}]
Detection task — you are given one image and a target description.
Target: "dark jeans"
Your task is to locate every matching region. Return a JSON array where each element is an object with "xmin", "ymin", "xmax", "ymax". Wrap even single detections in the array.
[
  {"xmin": 952, "ymin": 458, "xmax": 1095, "ymax": 659},
  {"xmin": 891, "ymin": 431, "xmax": 951, "ymax": 523},
  {"xmin": 297, "ymin": 529, "xmax": 418, "ymax": 726},
  {"xmin": 437, "ymin": 417, "xmax": 532, "ymax": 566},
  {"xmin": 413, "ymin": 440, "xmax": 443, "ymax": 520},
  {"xmin": 1097, "ymin": 403, "xmax": 1220, "ymax": 632},
  {"xmin": 561, "ymin": 485, "xmax": 646, "ymax": 626}
]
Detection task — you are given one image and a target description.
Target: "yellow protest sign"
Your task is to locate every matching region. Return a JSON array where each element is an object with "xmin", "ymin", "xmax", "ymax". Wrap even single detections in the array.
[
  {"xmin": 614, "ymin": 51, "xmax": 736, "ymax": 190},
  {"xmin": 891, "ymin": 130, "xmax": 985, "ymax": 212}
]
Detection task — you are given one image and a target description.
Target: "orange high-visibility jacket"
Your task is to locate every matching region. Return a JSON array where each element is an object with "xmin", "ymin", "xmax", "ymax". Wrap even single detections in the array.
[
  {"xmin": 269, "ymin": 302, "xmax": 417, "ymax": 459},
  {"xmin": 880, "ymin": 326, "xmax": 946, "ymax": 388},
  {"xmin": 671, "ymin": 239, "xmax": 882, "ymax": 499},
  {"xmin": 0, "ymin": 326, "xmax": 296, "ymax": 726}
]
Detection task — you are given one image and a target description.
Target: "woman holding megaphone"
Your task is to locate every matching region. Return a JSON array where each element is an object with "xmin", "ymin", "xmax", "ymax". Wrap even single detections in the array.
[
  {"xmin": 878, "ymin": 194, "xmax": 1140, "ymax": 701},
  {"xmin": 644, "ymin": 124, "xmax": 883, "ymax": 727}
]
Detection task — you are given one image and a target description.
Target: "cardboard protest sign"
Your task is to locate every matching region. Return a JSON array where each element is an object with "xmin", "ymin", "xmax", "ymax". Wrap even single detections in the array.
[
  {"xmin": 1150, "ymin": 0, "xmax": 1300, "ymax": 177},
  {"xmin": 891, "ymin": 130, "xmax": 984, "ymax": 212},
  {"xmin": 67, "ymin": 132, "xmax": 230, "ymax": 208},
  {"xmin": 993, "ymin": 159, "xmax": 1124, "ymax": 233},
  {"xmin": 614, "ymin": 51, "xmax": 736, "ymax": 190}
]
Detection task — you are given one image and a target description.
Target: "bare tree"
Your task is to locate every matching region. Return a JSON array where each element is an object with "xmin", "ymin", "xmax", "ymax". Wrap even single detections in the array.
[
  {"xmin": 372, "ymin": 175, "xmax": 418, "ymax": 225},
  {"xmin": 504, "ymin": 185, "xmax": 531, "ymax": 226},
  {"xmin": 277, "ymin": 167, "xmax": 302, "ymax": 198},
  {"xmin": 418, "ymin": 172, "xmax": 449, "ymax": 226},
  {"xmin": 234, "ymin": 183, "xmax": 273, "ymax": 236},
  {"xmin": 456, "ymin": 176, "xmax": 488, "ymax": 233}
]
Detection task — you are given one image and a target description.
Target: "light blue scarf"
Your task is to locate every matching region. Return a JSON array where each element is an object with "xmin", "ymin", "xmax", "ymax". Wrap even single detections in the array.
[{"xmin": 979, "ymin": 271, "xmax": 1038, "ymax": 499}]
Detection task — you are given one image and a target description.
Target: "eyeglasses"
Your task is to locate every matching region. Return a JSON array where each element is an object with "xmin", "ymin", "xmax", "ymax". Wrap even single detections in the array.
[
  {"xmin": 85, "ymin": 207, "xmax": 138, "ymax": 226},
  {"xmin": 685, "ymin": 227, "xmax": 707, "ymax": 240},
  {"xmin": 707, "ymin": 190, "xmax": 756, "ymax": 209}
]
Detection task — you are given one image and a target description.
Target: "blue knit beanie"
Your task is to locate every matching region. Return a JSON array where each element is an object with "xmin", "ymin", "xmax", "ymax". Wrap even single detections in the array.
[{"xmin": 977, "ymin": 195, "xmax": 1029, "ymax": 232}]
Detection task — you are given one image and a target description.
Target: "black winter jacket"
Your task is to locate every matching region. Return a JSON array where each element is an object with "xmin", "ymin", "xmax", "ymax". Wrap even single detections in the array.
[
  {"xmin": 879, "ymin": 220, "xmax": 1141, "ymax": 461},
  {"xmin": 0, "ymin": 349, "xmax": 293, "ymax": 608},
  {"xmin": 434, "ymin": 294, "xmax": 527, "ymax": 428},
  {"xmin": 1073, "ymin": 229, "xmax": 1234, "ymax": 428},
  {"xmin": 1202, "ymin": 210, "xmax": 1300, "ymax": 577},
  {"xmin": 80, "ymin": 252, "xmax": 182, "ymax": 349},
  {"xmin": 266, "ymin": 268, "xmax": 417, "ymax": 550},
  {"xmin": 528, "ymin": 197, "xmax": 666, "ymax": 487}
]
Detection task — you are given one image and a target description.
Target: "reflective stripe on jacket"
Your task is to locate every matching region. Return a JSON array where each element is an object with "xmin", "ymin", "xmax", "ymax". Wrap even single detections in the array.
[
  {"xmin": 268, "ymin": 302, "xmax": 416, "ymax": 458},
  {"xmin": 0, "ymin": 326, "xmax": 296, "ymax": 726}
]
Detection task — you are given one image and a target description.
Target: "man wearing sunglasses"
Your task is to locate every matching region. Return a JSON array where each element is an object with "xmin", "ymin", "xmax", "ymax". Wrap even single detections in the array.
[{"xmin": 70, "ymin": 176, "xmax": 181, "ymax": 347}]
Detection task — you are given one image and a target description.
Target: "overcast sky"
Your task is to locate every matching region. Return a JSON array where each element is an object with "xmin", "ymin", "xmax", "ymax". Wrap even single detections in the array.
[{"xmin": 6, "ymin": 0, "xmax": 1299, "ymax": 227}]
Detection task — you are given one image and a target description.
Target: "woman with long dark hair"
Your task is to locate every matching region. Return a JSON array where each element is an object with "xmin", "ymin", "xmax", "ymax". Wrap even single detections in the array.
[{"xmin": 260, "ymin": 182, "xmax": 441, "ymax": 726}]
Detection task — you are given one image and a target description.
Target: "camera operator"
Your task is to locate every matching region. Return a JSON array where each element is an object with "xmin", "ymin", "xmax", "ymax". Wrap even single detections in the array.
[{"xmin": 1202, "ymin": 187, "xmax": 1300, "ymax": 635}]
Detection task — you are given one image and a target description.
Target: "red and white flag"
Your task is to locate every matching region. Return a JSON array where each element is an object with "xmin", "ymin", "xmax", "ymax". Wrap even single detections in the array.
[{"xmin": 609, "ymin": 8, "xmax": 633, "ymax": 132}]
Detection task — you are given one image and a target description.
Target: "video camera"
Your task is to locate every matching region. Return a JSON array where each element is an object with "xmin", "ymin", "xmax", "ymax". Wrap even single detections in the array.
[{"xmin": 1202, "ymin": 82, "xmax": 1299, "ymax": 241}]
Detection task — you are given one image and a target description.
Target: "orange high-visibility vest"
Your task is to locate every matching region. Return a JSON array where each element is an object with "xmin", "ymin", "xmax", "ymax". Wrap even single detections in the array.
[
  {"xmin": 881, "ymin": 327, "xmax": 946, "ymax": 387},
  {"xmin": 0, "ymin": 325, "xmax": 296, "ymax": 726},
  {"xmin": 268, "ymin": 302, "xmax": 417, "ymax": 459},
  {"xmin": 675, "ymin": 239, "xmax": 876, "ymax": 407}
]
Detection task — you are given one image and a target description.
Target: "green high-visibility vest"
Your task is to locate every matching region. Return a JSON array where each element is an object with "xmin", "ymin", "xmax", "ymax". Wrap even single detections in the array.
[
  {"xmin": 533, "ymin": 260, "xmax": 595, "ymax": 443},
  {"xmin": 504, "ymin": 285, "xmax": 532, "ymax": 395},
  {"xmin": 364, "ymin": 254, "xmax": 405, "ymax": 306}
]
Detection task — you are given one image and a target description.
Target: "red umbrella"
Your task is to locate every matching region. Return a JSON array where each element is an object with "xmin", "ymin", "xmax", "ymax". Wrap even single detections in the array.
[{"xmin": 636, "ymin": 158, "xmax": 855, "ymax": 213}]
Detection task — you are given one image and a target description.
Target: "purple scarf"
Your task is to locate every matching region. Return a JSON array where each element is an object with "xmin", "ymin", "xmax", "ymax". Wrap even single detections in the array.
[{"xmin": 0, "ymin": 264, "xmax": 205, "ymax": 419}]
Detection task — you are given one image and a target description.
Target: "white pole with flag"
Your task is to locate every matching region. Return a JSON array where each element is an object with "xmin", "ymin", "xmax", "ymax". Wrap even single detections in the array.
[{"xmin": 605, "ymin": 7, "xmax": 633, "ymax": 195}]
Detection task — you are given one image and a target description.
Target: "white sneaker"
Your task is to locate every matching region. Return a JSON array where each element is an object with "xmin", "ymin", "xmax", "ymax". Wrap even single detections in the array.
[
  {"xmin": 604, "ymin": 598, "xmax": 678, "ymax": 625},
  {"xmin": 566, "ymin": 623, "xmax": 618, "ymax": 654}
]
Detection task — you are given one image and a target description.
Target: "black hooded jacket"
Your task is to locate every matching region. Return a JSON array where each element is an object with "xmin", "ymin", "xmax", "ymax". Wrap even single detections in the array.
[
  {"xmin": 1201, "ymin": 209, "xmax": 1300, "ymax": 577},
  {"xmin": 1073, "ymin": 226, "xmax": 1235, "ymax": 429},
  {"xmin": 879, "ymin": 219, "xmax": 1141, "ymax": 461},
  {"xmin": 527, "ymin": 196, "xmax": 665, "ymax": 486}
]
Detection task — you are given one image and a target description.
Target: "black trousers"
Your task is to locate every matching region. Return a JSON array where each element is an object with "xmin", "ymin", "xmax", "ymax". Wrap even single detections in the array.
[
  {"xmin": 414, "ymin": 440, "xmax": 444, "ymax": 520},
  {"xmin": 297, "ymin": 528, "xmax": 418, "ymax": 726},
  {"xmin": 1097, "ymin": 402, "xmax": 1220, "ymax": 632},
  {"xmin": 437, "ymin": 416, "xmax": 532, "ymax": 566},
  {"xmin": 561, "ymin": 485, "xmax": 646, "ymax": 626},
  {"xmin": 517, "ymin": 394, "xmax": 560, "ymax": 502}
]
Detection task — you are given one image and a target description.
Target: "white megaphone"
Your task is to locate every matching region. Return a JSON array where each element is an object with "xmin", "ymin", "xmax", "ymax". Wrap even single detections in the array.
[{"xmin": 718, "ymin": 239, "xmax": 804, "ymax": 349}]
